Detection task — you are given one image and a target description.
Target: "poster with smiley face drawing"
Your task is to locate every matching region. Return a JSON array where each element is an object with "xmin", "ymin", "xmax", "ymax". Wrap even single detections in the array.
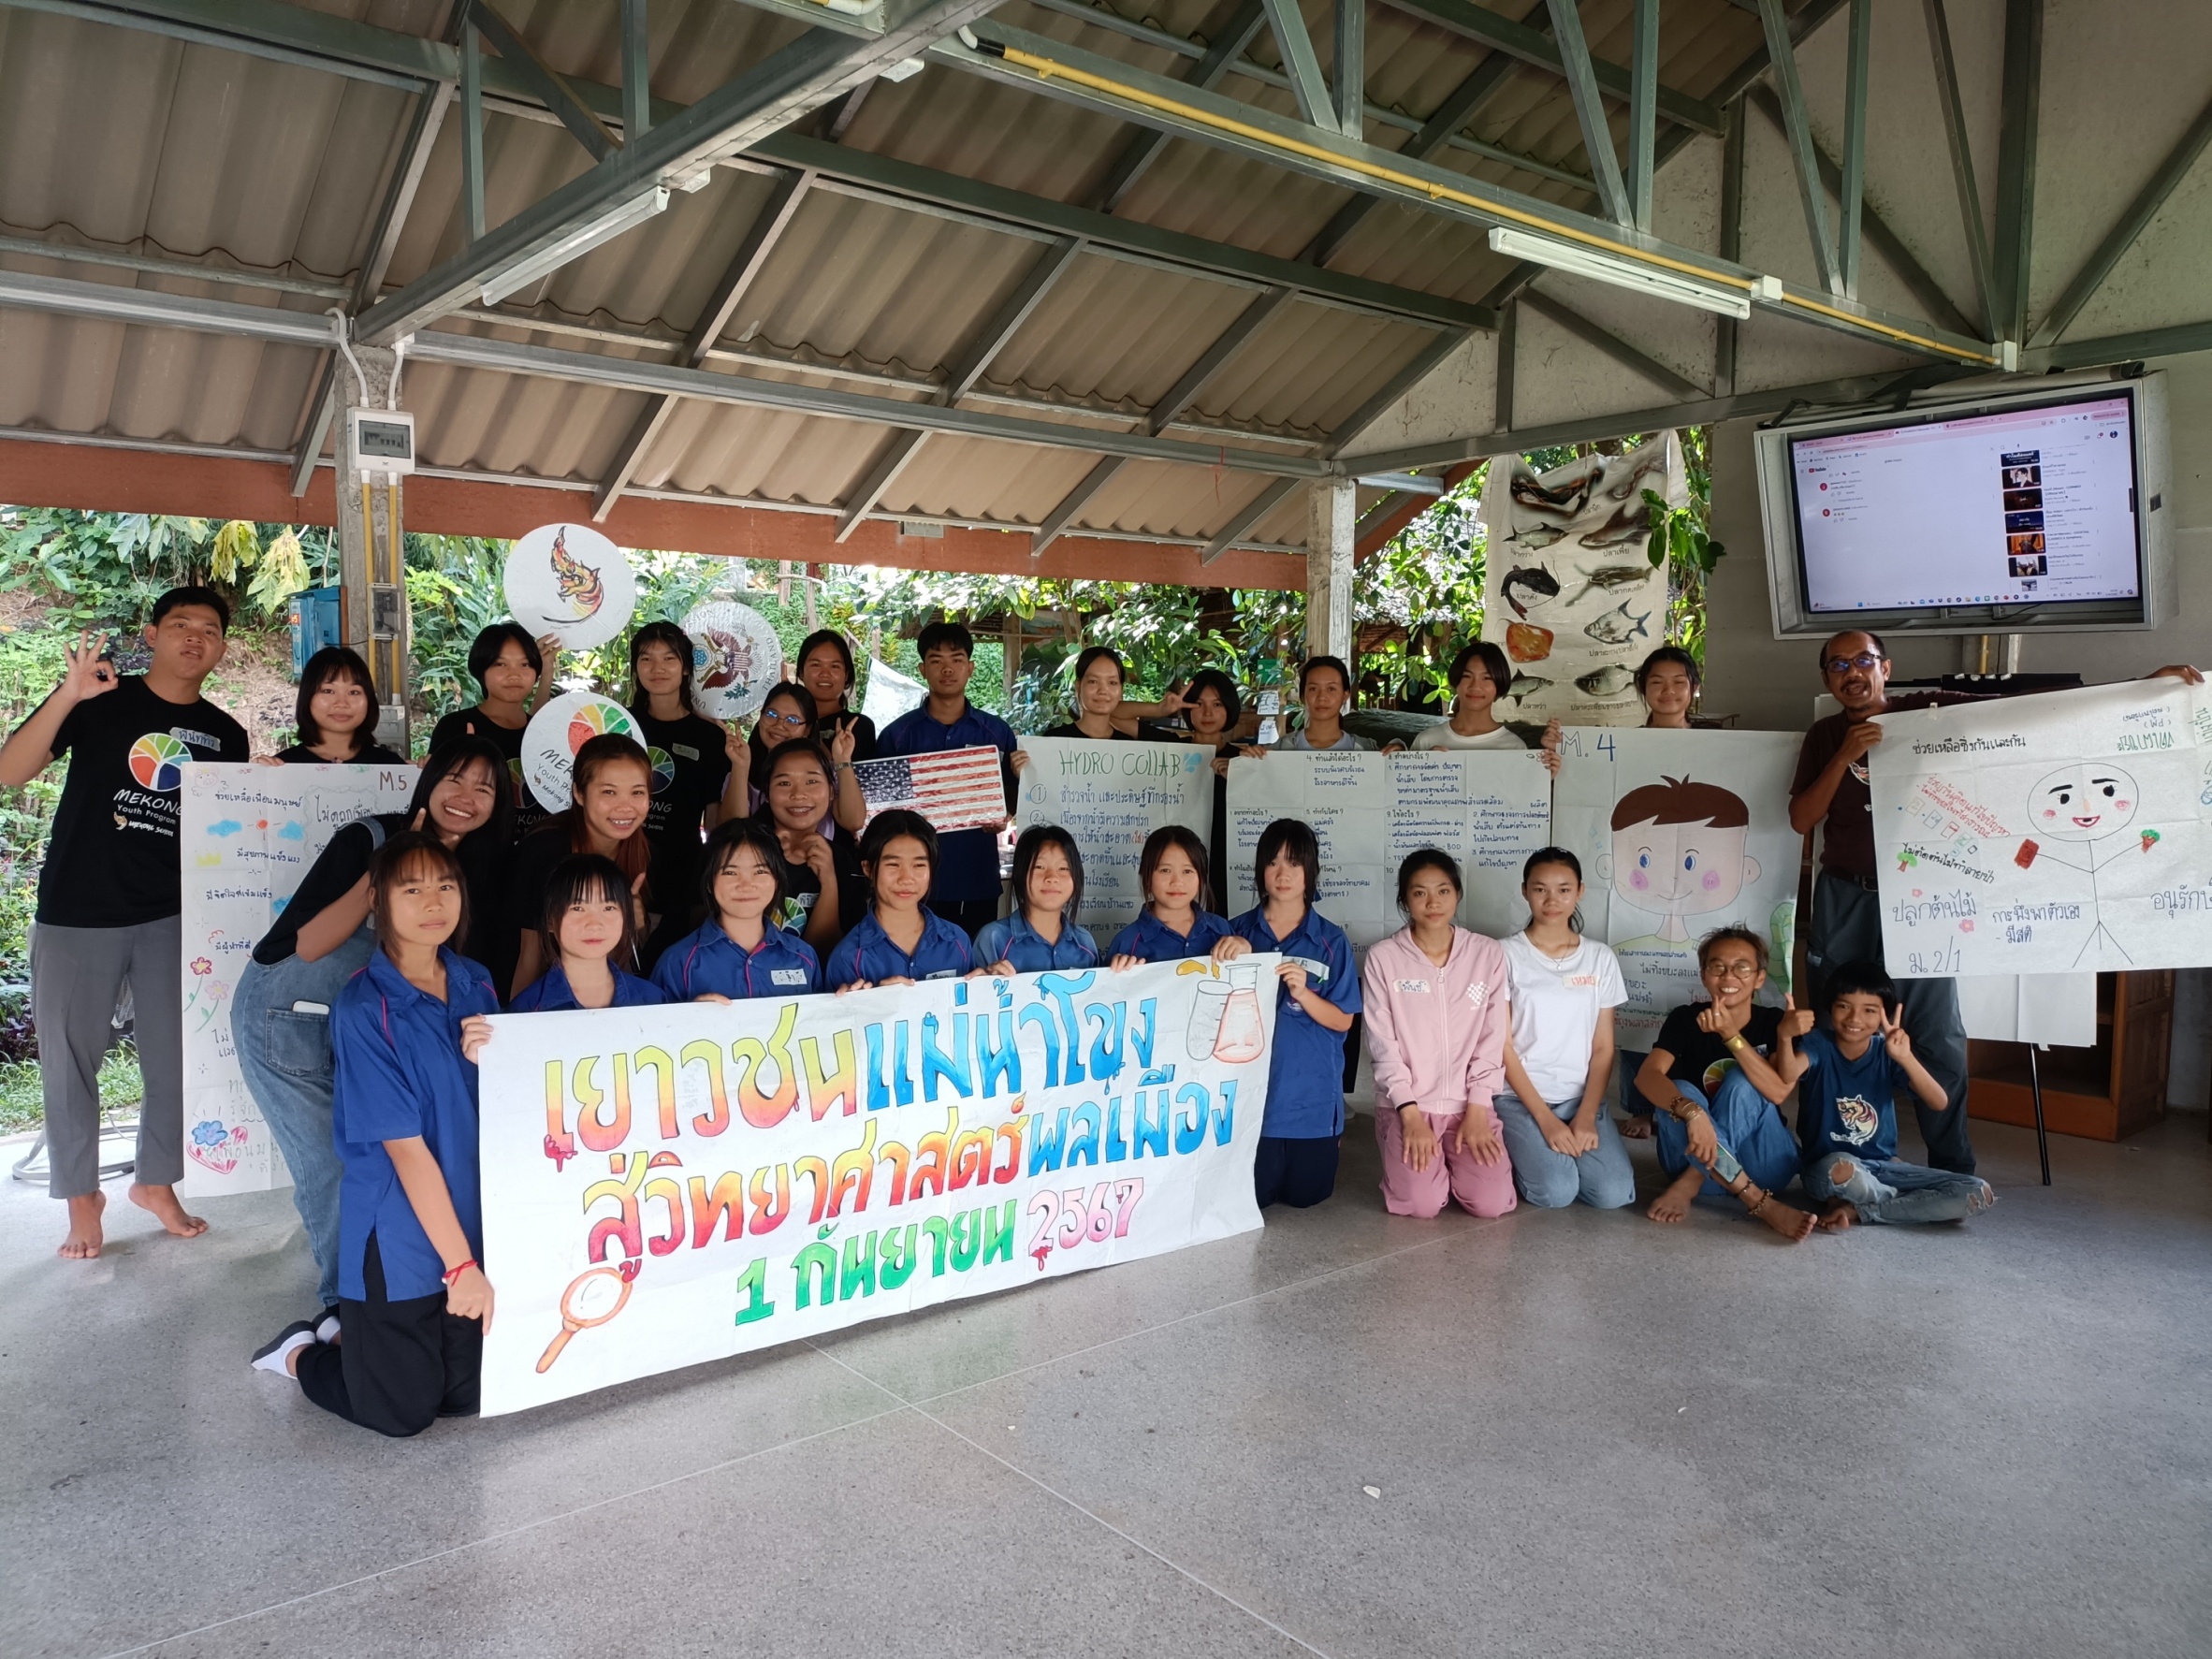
[
  {"xmin": 1550, "ymin": 727, "xmax": 1805, "ymax": 1052},
  {"xmin": 1870, "ymin": 677, "xmax": 2212, "ymax": 976}
]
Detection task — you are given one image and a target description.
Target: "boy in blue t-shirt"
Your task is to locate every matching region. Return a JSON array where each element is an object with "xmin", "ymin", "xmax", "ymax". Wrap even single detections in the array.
[{"xmin": 1784, "ymin": 960, "xmax": 1995, "ymax": 1229}]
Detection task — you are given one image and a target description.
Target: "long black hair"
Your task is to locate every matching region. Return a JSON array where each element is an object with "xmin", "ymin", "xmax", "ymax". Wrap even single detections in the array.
[
  {"xmin": 629, "ymin": 620, "xmax": 697, "ymax": 713},
  {"xmin": 409, "ymin": 736, "xmax": 516, "ymax": 851}
]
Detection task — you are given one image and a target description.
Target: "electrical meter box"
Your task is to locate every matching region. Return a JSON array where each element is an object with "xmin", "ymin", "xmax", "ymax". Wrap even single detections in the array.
[{"xmin": 345, "ymin": 408, "xmax": 415, "ymax": 476}]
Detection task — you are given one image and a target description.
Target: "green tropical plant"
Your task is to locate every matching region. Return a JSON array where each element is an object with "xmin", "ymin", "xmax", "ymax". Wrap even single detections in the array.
[{"xmin": 1641, "ymin": 426, "xmax": 1725, "ymax": 667}]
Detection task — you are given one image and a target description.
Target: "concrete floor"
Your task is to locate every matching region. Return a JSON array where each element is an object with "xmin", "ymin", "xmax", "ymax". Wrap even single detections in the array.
[{"xmin": 3, "ymin": 1113, "xmax": 2208, "ymax": 1659}]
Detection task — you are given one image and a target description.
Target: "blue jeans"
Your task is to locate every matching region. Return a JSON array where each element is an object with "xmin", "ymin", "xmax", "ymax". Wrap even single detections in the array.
[
  {"xmin": 1494, "ymin": 1092, "xmax": 1635, "ymax": 1210},
  {"xmin": 1803, "ymin": 1152, "xmax": 1994, "ymax": 1225},
  {"xmin": 1653, "ymin": 1073, "xmax": 1800, "ymax": 1200},
  {"xmin": 231, "ymin": 934, "xmax": 372, "ymax": 1307}
]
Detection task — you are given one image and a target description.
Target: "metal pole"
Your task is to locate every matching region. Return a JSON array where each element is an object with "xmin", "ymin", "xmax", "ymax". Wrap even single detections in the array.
[{"xmin": 2028, "ymin": 1042, "xmax": 2051, "ymax": 1186}]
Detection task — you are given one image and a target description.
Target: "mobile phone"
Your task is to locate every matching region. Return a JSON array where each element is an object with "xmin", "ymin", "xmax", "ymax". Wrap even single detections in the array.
[{"xmin": 290, "ymin": 1000, "xmax": 331, "ymax": 1016}]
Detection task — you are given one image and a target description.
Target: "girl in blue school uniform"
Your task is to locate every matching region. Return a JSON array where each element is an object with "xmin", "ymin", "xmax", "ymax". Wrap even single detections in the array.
[
  {"xmin": 1107, "ymin": 824, "xmax": 1237, "ymax": 966},
  {"xmin": 248, "ymin": 832, "xmax": 503, "ymax": 1437},
  {"xmin": 1230, "ymin": 818, "xmax": 1361, "ymax": 1210},
  {"xmin": 974, "ymin": 825, "xmax": 1099, "ymax": 974},
  {"xmin": 825, "ymin": 809, "xmax": 978, "ymax": 990},
  {"xmin": 652, "ymin": 819, "xmax": 822, "ymax": 1001},
  {"xmin": 505, "ymin": 854, "xmax": 665, "ymax": 1012}
]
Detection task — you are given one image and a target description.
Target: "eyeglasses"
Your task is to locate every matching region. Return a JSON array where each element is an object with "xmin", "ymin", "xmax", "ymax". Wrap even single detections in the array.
[
  {"xmin": 1822, "ymin": 652, "xmax": 1884, "ymax": 674},
  {"xmin": 761, "ymin": 708, "xmax": 809, "ymax": 729}
]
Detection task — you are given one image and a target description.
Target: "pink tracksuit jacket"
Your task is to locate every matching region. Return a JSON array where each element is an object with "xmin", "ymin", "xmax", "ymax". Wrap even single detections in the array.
[{"xmin": 1360, "ymin": 925, "xmax": 1512, "ymax": 1117}]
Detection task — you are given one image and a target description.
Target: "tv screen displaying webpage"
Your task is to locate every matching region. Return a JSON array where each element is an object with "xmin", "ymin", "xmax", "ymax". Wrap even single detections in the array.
[{"xmin": 1788, "ymin": 392, "xmax": 2143, "ymax": 614}]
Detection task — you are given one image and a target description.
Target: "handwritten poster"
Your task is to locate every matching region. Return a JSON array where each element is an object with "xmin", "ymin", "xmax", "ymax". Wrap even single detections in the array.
[
  {"xmin": 475, "ymin": 956, "xmax": 1278, "ymax": 1415},
  {"xmin": 1015, "ymin": 735, "xmax": 1214, "ymax": 933},
  {"xmin": 1224, "ymin": 749, "xmax": 1553, "ymax": 946},
  {"xmin": 1477, "ymin": 436, "xmax": 1684, "ymax": 727},
  {"xmin": 177, "ymin": 763, "xmax": 417, "ymax": 1197},
  {"xmin": 1550, "ymin": 727, "xmax": 1804, "ymax": 1051},
  {"xmin": 1870, "ymin": 678, "xmax": 2212, "ymax": 976}
]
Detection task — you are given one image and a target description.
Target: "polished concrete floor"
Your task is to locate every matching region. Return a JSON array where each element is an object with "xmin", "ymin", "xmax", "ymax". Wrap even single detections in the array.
[{"xmin": 4, "ymin": 1112, "xmax": 2209, "ymax": 1659}]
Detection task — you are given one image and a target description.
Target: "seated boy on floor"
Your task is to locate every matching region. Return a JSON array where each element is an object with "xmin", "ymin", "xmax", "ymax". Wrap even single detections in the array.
[
  {"xmin": 1635, "ymin": 926, "xmax": 1817, "ymax": 1241},
  {"xmin": 1783, "ymin": 959, "xmax": 1996, "ymax": 1229}
]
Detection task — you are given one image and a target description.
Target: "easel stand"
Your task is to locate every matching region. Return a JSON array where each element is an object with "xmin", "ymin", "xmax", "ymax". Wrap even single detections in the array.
[{"xmin": 2027, "ymin": 1045, "xmax": 2051, "ymax": 1186}]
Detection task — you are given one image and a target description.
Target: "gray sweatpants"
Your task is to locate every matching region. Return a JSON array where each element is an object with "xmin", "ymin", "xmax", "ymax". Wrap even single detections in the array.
[{"xmin": 32, "ymin": 917, "xmax": 183, "ymax": 1199}]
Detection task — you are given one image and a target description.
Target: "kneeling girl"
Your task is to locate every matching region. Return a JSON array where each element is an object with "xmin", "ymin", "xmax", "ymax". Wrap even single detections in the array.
[
  {"xmin": 1107, "ymin": 825, "xmax": 1233, "ymax": 966},
  {"xmin": 506, "ymin": 853, "xmax": 664, "ymax": 1011},
  {"xmin": 975, "ymin": 825, "xmax": 1099, "ymax": 973},
  {"xmin": 652, "ymin": 819, "xmax": 822, "ymax": 1000},
  {"xmin": 824, "ymin": 809, "xmax": 977, "ymax": 990}
]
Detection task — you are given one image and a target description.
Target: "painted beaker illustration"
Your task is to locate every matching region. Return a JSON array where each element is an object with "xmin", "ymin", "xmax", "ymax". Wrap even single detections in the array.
[
  {"xmin": 1213, "ymin": 964, "xmax": 1266, "ymax": 1063},
  {"xmin": 1185, "ymin": 974, "xmax": 1230, "ymax": 1060}
]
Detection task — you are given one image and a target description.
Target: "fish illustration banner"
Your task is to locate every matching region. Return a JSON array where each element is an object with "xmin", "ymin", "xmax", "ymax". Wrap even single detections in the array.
[
  {"xmin": 503, "ymin": 522, "xmax": 637, "ymax": 649},
  {"xmin": 1549, "ymin": 727, "xmax": 1804, "ymax": 1053},
  {"xmin": 178, "ymin": 764, "xmax": 418, "ymax": 1197},
  {"xmin": 1224, "ymin": 749, "xmax": 1553, "ymax": 948},
  {"xmin": 1478, "ymin": 436, "xmax": 1684, "ymax": 726},
  {"xmin": 1016, "ymin": 735, "xmax": 1215, "ymax": 934},
  {"xmin": 474, "ymin": 957, "xmax": 1279, "ymax": 1415},
  {"xmin": 1869, "ymin": 679, "xmax": 2212, "ymax": 976}
]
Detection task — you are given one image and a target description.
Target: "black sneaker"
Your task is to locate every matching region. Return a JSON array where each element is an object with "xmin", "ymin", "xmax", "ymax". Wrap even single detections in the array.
[{"xmin": 251, "ymin": 1319, "xmax": 318, "ymax": 1375}]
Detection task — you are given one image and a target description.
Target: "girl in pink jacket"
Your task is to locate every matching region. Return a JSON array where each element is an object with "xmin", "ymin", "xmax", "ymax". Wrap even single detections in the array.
[{"xmin": 1360, "ymin": 850, "xmax": 1517, "ymax": 1219}]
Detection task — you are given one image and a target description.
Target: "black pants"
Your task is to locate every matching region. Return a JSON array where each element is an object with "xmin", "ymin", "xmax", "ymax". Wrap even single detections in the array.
[
  {"xmin": 1809, "ymin": 870, "xmax": 1975, "ymax": 1174},
  {"xmin": 1255, "ymin": 1134, "xmax": 1339, "ymax": 1209},
  {"xmin": 298, "ymin": 1235, "xmax": 482, "ymax": 1437},
  {"xmin": 936, "ymin": 899, "xmax": 1001, "ymax": 940}
]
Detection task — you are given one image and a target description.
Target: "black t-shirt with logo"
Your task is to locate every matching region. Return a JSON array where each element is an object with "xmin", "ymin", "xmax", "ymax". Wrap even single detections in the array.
[
  {"xmin": 629, "ymin": 707, "xmax": 732, "ymax": 919},
  {"xmin": 427, "ymin": 706, "xmax": 545, "ymax": 842},
  {"xmin": 1652, "ymin": 1001, "xmax": 1784, "ymax": 1098},
  {"xmin": 35, "ymin": 677, "xmax": 251, "ymax": 927}
]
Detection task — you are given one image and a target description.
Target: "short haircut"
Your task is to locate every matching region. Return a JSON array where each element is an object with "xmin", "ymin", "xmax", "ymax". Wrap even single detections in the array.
[
  {"xmin": 916, "ymin": 618, "xmax": 974, "ymax": 660},
  {"xmin": 468, "ymin": 622, "xmax": 542, "ymax": 689},
  {"xmin": 1139, "ymin": 823, "xmax": 1212, "ymax": 913},
  {"xmin": 294, "ymin": 646, "xmax": 378, "ymax": 754},
  {"xmin": 860, "ymin": 808, "xmax": 938, "ymax": 900},
  {"xmin": 368, "ymin": 830, "xmax": 469, "ymax": 948},
  {"xmin": 1634, "ymin": 644, "xmax": 1701, "ymax": 696},
  {"xmin": 1522, "ymin": 845, "xmax": 1583, "ymax": 885},
  {"xmin": 699, "ymin": 817, "xmax": 792, "ymax": 922},
  {"xmin": 1255, "ymin": 817, "xmax": 1321, "ymax": 905},
  {"xmin": 1299, "ymin": 654, "xmax": 1351, "ymax": 697},
  {"xmin": 1072, "ymin": 645, "xmax": 1126, "ymax": 689},
  {"xmin": 1183, "ymin": 667, "xmax": 1241, "ymax": 729},
  {"xmin": 151, "ymin": 585, "xmax": 229, "ymax": 633},
  {"xmin": 1696, "ymin": 924, "xmax": 1768, "ymax": 972},
  {"xmin": 797, "ymin": 629, "xmax": 857, "ymax": 695},
  {"xmin": 1610, "ymin": 775, "xmax": 1749, "ymax": 832},
  {"xmin": 410, "ymin": 735, "xmax": 514, "ymax": 851},
  {"xmin": 1820, "ymin": 628, "xmax": 1888, "ymax": 666},
  {"xmin": 1012, "ymin": 823, "xmax": 1084, "ymax": 919},
  {"xmin": 1826, "ymin": 957, "xmax": 1896, "ymax": 1013},
  {"xmin": 628, "ymin": 620, "xmax": 695, "ymax": 710},
  {"xmin": 542, "ymin": 852, "xmax": 639, "ymax": 969},
  {"xmin": 1395, "ymin": 847, "xmax": 1463, "ymax": 910},
  {"xmin": 1448, "ymin": 641, "xmax": 1512, "ymax": 699}
]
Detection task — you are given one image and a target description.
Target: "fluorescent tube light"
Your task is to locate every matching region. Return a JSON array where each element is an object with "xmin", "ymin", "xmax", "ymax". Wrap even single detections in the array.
[
  {"xmin": 480, "ymin": 187, "xmax": 670, "ymax": 306},
  {"xmin": 1488, "ymin": 226, "xmax": 1773, "ymax": 320}
]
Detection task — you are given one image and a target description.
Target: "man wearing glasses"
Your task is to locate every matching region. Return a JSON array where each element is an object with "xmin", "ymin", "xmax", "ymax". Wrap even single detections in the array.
[{"xmin": 1789, "ymin": 631, "xmax": 2201, "ymax": 1175}]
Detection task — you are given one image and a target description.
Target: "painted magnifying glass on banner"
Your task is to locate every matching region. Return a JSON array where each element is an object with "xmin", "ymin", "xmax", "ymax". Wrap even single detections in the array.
[{"xmin": 536, "ymin": 1264, "xmax": 634, "ymax": 1373}]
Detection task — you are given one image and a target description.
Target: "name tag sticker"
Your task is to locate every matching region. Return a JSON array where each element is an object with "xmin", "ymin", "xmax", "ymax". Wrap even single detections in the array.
[
  {"xmin": 770, "ymin": 968, "xmax": 809, "ymax": 986},
  {"xmin": 924, "ymin": 968, "xmax": 959, "ymax": 981},
  {"xmin": 673, "ymin": 743, "xmax": 701, "ymax": 761},
  {"xmin": 1291, "ymin": 956, "xmax": 1328, "ymax": 982},
  {"xmin": 1392, "ymin": 978, "xmax": 1432, "ymax": 994}
]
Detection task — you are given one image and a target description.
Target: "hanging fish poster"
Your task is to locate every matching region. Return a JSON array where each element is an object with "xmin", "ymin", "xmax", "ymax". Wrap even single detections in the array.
[
  {"xmin": 504, "ymin": 522, "xmax": 638, "ymax": 649},
  {"xmin": 1478, "ymin": 434, "xmax": 1684, "ymax": 727}
]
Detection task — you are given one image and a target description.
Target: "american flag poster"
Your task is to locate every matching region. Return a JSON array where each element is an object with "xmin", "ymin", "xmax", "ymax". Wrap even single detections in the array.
[{"xmin": 853, "ymin": 746, "xmax": 1010, "ymax": 832}]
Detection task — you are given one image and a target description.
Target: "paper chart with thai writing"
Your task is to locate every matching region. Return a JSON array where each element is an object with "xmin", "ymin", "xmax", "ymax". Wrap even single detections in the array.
[{"xmin": 1016, "ymin": 735, "xmax": 1214, "ymax": 934}]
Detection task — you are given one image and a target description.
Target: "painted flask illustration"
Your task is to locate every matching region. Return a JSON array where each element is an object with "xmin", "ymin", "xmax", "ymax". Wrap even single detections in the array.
[
  {"xmin": 1213, "ymin": 963, "xmax": 1267, "ymax": 1063},
  {"xmin": 1185, "ymin": 972, "xmax": 1230, "ymax": 1060}
]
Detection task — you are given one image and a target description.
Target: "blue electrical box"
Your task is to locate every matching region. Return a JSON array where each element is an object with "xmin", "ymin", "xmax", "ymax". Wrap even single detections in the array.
[{"xmin": 289, "ymin": 586, "xmax": 342, "ymax": 680}]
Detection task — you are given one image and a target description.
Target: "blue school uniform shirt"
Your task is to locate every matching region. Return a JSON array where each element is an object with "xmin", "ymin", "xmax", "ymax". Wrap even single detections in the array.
[
  {"xmin": 1795, "ymin": 1027, "xmax": 1913, "ymax": 1164},
  {"xmin": 1106, "ymin": 908, "xmax": 1232, "ymax": 963},
  {"xmin": 506, "ymin": 963, "xmax": 664, "ymax": 1012},
  {"xmin": 973, "ymin": 911, "xmax": 1099, "ymax": 972},
  {"xmin": 650, "ymin": 918, "xmax": 822, "ymax": 999},
  {"xmin": 1230, "ymin": 904, "xmax": 1362, "ymax": 1139},
  {"xmin": 874, "ymin": 699, "xmax": 1016, "ymax": 903},
  {"xmin": 824, "ymin": 909, "xmax": 976, "ymax": 990},
  {"xmin": 329, "ymin": 946, "xmax": 502, "ymax": 1302}
]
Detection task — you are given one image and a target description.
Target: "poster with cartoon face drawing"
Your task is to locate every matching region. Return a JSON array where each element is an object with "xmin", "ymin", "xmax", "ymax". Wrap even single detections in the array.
[
  {"xmin": 1870, "ymin": 678, "xmax": 2212, "ymax": 976},
  {"xmin": 1550, "ymin": 727, "xmax": 1804, "ymax": 1052},
  {"xmin": 503, "ymin": 522, "xmax": 637, "ymax": 648}
]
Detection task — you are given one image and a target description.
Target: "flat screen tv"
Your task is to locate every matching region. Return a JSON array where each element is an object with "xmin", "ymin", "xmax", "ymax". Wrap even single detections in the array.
[{"xmin": 1754, "ymin": 374, "xmax": 2173, "ymax": 636}]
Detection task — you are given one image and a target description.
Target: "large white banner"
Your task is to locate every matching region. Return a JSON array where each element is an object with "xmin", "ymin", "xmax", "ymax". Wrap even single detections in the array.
[
  {"xmin": 1550, "ymin": 727, "xmax": 1804, "ymax": 1052},
  {"xmin": 1015, "ymin": 735, "xmax": 1214, "ymax": 934},
  {"xmin": 1870, "ymin": 678, "xmax": 2212, "ymax": 976},
  {"xmin": 1224, "ymin": 749, "xmax": 1552, "ymax": 947},
  {"xmin": 476, "ymin": 957, "xmax": 1280, "ymax": 1415},
  {"xmin": 178, "ymin": 763, "xmax": 416, "ymax": 1196}
]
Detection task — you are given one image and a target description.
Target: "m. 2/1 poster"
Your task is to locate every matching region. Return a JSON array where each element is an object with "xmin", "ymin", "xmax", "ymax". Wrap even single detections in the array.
[{"xmin": 474, "ymin": 957, "xmax": 1279, "ymax": 1415}]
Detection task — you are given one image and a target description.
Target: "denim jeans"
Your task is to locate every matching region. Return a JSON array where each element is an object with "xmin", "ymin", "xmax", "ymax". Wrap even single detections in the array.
[
  {"xmin": 231, "ymin": 933, "xmax": 373, "ymax": 1307},
  {"xmin": 1803, "ymin": 1152, "xmax": 1994, "ymax": 1225},
  {"xmin": 1493, "ymin": 1092, "xmax": 1635, "ymax": 1210},
  {"xmin": 1653, "ymin": 1072, "xmax": 1800, "ymax": 1200}
]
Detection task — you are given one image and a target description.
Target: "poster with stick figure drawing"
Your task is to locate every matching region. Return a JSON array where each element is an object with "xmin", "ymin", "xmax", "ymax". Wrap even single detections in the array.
[
  {"xmin": 1870, "ymin": 679, "xmax": 2212, "ymax": 976},
  {"xmin": 1550, "ymin": 728, "xmax": 1805, "ymax": 1052}
]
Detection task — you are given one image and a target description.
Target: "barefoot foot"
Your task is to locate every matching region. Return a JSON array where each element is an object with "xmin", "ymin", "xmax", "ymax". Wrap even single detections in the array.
[
  {"xmin": 1646, "ymin": 1168, "xmax": 1701, "ymax": 1224},
  {"xmin": 128, "ymin": 1183, "xmax": 209, "ymax": 1239},
  {"xmin": 1814, "ymin": 1200, "xmax": 1856, "ymax": 1232},
  {"xmin": 58, "ymin": 1190, "xmax": 106, "ymax": 1259},
  {"xmin": 1618, "ymin": 1115, "xmax": 1653, "ymax": 1140},
  {"xmin": 1750, "ymin": 1195, "xmax": 1817, "ymax": 1242}
]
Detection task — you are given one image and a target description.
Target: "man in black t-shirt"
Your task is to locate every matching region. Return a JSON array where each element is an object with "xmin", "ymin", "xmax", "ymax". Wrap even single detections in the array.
[{"xmin": 0, "ymin": 587, "xmax": 251, "ymax": 1259}]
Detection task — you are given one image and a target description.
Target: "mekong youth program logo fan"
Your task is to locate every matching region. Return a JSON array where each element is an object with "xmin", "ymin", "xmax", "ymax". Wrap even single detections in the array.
[
  {"xmin": 680, "ymin": 600, "xmax": 785, "ymax": 721},
  {"xmin": 128, "ymin": 732, "xmax": 192, "ymax": 791},
  {"xmin": 522, "ymin": 692, "xmax": 638, "ymax": 812},
  {"xmin": 503, "ymin": 523, "xmax": 637, "ymax": 649}
]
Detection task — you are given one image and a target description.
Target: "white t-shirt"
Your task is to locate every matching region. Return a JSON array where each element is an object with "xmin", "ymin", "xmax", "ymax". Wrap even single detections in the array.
[
  {"xmin": 1500, "ymin": 932, "xmax": 1626, "ymax": 1103},
  {"xmin": 1276, "ymin": 727, "xmax": 1375, "ymax": 751},
  {"xmin": 1411, "ymin": 720, "xmax": 1528, "ymax": 751}
]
